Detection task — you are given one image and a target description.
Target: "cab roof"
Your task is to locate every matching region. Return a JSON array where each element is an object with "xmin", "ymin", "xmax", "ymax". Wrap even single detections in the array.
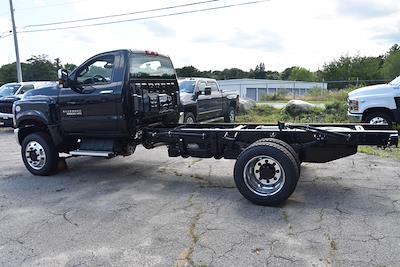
[
  {"xmin": 178, "ymin": 77, "xmax": 218, "ymax": 83},
  {"xmin": 92, "ymin": 49, "xmax": 170, "ymax": 58}
]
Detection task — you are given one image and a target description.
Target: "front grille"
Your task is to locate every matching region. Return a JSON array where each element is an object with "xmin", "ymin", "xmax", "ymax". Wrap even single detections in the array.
[{"xmin": 0, "ymin": 103, "xmax": 12, "ymax": 114}]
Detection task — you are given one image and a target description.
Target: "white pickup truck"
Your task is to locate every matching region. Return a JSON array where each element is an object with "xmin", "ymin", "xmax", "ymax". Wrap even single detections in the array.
[{"xmin": 348, "ymin": 75, "xmax": 400, "ymax": 126}]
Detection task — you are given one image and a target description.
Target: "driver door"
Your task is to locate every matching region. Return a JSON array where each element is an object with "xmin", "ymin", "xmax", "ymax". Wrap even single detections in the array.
[{"xmin": 58, "ymin": 54, "xmax": 118, "ymax": 135}]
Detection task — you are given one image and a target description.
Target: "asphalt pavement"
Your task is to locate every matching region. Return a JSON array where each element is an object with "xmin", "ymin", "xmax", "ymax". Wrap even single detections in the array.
[{"xmin": 0, "ymin": 128, "xmax": 399, "ymax": 266}]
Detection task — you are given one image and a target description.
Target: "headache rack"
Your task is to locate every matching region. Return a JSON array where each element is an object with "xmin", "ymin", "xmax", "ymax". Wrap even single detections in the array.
[{"xmin": 144, "ymin": 122, "xmax": 398, "ymax": 163}]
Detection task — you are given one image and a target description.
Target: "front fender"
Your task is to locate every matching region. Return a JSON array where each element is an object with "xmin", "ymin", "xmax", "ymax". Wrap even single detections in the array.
[{"xmin": 14, "ymin": 97, "xmax": 56, "ymax": 128}]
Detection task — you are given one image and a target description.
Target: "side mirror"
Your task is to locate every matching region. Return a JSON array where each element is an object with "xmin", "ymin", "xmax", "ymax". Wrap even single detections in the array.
[
  {"xmin": 204, "ymin": 86, "xmax": 211, "ymax": 95},
  {"xmin": 58, "ymin": 69, "xmax": 69, "ymax": 88}
]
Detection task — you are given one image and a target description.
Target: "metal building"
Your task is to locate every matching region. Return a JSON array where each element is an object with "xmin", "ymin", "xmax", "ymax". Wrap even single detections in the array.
[{"xmin": 217, "ymin": 79, "xmax": 328, "ymax": 101}]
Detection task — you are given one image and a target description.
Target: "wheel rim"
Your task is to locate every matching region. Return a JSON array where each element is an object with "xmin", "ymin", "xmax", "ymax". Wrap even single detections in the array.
[
  {"xmin": 25, "ymin": 141, "xmax": 47, "ymax": 170},
  {"xmin": 243, "ymin": 156, "xmax": 285, "ymax": 196},
  {"xmin": 185, "ymin": 116, "xmax": 194, "ymax": 124},
  {"xmin": 229, "ymin": 110, "xmax": 235, "ymax": 122},
  {"xmin": 369, "ymin": 117, "xmax": 387, "ymax": 125}
]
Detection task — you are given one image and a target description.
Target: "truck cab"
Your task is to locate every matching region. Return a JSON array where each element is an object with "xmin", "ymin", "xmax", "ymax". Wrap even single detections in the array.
[
  {"xmin": 13, "ymin": 49, "xmax": 180, "ymax": 175},
  {"xmin": 348, "ymin": 75, "xmax": 400, "ymax": 126}
]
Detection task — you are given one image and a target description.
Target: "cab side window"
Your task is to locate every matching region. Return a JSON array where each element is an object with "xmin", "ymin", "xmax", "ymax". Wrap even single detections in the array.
[
  {"xmin": 77, "ymin": 56, "xmax": 115, "ymax": 85},
  {"xmin": 208, "ymin": 82, "xmax": 218, "ymax": 92},
  {"xmin": 198, "ymin": 81, "xmax": 206, "ymax": 92},
  {"xmin": 19, "ymin": 84, "xmax": 34, "ymax": 94}
]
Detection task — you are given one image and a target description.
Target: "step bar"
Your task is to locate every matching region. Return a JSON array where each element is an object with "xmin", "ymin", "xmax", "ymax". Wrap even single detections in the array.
[{"xmin": 69, "ymin": 150, "xmax": 114, "ymax": 157}]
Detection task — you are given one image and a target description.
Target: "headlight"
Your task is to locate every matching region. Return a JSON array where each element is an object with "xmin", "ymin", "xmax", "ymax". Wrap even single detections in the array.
[{"xmin": 348, "ymin": 100, "xmax": 359, "ymax": 111}]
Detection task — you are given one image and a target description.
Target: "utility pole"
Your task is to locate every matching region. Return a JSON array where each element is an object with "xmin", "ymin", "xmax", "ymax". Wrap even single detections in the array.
[{"xmin": 9, "ymin": 0, "xmax": 23, "ymax": 82}]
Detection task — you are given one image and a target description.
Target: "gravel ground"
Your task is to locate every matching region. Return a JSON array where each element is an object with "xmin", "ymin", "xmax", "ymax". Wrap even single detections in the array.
[{"xmin": 0, "ymin": 129, "xmax": 399, "ymax": 266}]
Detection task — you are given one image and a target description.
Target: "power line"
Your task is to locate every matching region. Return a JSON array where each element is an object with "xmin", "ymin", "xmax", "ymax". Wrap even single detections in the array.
[
  {"xmin": 23, "ymin": 0, "xmax": 221, "ymax": 28},
  {"xmin": 19, "ymin": 0, "xmax": 269, "ymax": 33},
  {"xmin": 0, "ymin": 33, "xmax": 12, "ymax": 39},
  {"xmin": 0, "ymin": 30, "xmax": 12, "ymax": 35}
]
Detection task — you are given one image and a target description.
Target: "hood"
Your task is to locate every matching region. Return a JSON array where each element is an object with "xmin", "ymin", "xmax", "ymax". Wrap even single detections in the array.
[
  {"xmin": 0, "ymin": 95, "xmax": 21, "ymax": 103},
  {"xmin": 348, "ymin": 83, "xmax": 393, "ymax": 98},
  {"xmin": 179, "ymin": 92, "xmax": 195, "ymax": 105}
]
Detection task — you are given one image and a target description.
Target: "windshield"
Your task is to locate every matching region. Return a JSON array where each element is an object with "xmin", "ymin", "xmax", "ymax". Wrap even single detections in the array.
[
  {"xmin": 129, "ymin": 54, "xmax": 176, "ymax": 79},
  {"xmin": 179, "ymin": 81, "xmax": 195, "ymax": 93},
  {"xmin": 389, "ymin": 75, "xmax": 400, "ymax": 86},
  {"xmin": 0, "ymin": 84, "xmax": 20, "ymax": 96}
]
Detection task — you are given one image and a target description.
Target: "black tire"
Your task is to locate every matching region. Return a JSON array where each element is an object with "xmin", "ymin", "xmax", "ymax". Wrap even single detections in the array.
[
  {"xmin": 363, "ymin": 112, "xmax": 393, "ymax": 127},
  {"xmin": 234, "ymin": 142, "xmax": 299, "ymax": 206},
  {"xmin": 253, "ymin": 138, "xmax": 301, "ymax": 173},
  {"xmin": 21, "ymin": 132, "xmax": 59, "ymax": 176},
  {"xmin": 184, "ymin": 112, "xmax": 196, "ymax": 124},
  {"xmin": 224, "ymin": 106, "xmax": 235, "ymax": 123}
]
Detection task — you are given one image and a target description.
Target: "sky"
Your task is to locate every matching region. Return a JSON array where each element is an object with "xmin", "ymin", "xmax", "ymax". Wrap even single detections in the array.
[{"xmin": 0, "ymin": 0, "xmax": 399, "ymax": 72}]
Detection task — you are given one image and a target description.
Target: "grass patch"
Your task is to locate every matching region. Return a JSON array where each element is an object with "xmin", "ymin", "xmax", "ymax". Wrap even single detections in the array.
[
  {"xmin": 358, "ymin": 125, "xmax": 399, "ymax": 160},
  {"xmin": 236, "ymin": 105, "xmax": 282, "ymax": 123},
  {"xmin": 358, "ymin": 146, "xmax": 400, "ymax": 161},
  {"xmin": 257, "ymin": 86, "xmax": 359, "ymax": 102},
  {"xmin": 236, "ymin": 100, "xmax": 348, "ymax": 123}
]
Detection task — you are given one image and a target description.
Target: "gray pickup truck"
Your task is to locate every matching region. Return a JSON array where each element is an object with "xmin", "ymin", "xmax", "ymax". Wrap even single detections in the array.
[{"xmin": 178, "ymin": 78, "xmax": 239, "ymax": 123}]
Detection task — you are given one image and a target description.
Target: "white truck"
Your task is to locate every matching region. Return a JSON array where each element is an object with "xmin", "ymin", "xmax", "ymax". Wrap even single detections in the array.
[{"xmin": 348, "ymin": 75, "xmax": 400, "ymax": 126}]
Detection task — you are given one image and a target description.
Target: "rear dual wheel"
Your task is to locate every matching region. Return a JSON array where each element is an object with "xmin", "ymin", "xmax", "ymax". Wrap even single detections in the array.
[
  {"xmin": 234, "ymin": 140, "xmax": 299, "ymax": 206},
  {"xmin": 253, "ymin": 138, "xmax": 301, "ymax": 174}
]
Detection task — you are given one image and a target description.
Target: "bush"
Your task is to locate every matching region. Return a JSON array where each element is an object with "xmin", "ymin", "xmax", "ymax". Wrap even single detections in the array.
[
  {"xmin": 297, "ymin": 85, "xmax": 360, "ymax": 102},
  {"xmin": 323, "ymin": 100, "xmax": 348, "ymax": 122},
  {"xmin": 307, "ymin": 87, "xmax": 325, "ymax": 99},
  {"xmin": 236, "ymin": 99, "xmax": 349, "ymax": 124}
]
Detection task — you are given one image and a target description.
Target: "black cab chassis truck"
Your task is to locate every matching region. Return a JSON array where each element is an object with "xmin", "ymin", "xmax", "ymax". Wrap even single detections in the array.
[{"xmin": 13, "ymin": 49, "xmax": 398, "ymax": 206}]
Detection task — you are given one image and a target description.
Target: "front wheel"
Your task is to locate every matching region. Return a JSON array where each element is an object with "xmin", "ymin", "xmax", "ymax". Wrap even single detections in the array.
[
  {"xmin": 363, "ymin": 112, "xmax": 393, "ymax": 127},
  {"xmin": 234, "ymin": 142, "xmax": 299, "ymax": 206},
  {"xmin": 21, "ymin": 132, "xmax": 59, "ymax": 176},
  {"xmin": 224, "ymin": 107, "xmax": 235, "ymax": 123},
  {"xmin": 183, "ymin": 112, "xmax": 196, "ymax": 124}
]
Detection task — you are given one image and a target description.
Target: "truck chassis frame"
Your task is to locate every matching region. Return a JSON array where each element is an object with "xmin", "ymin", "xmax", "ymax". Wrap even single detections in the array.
[
  {"xmin": 16, "ymin": 121, "xmax": 398, "ymax": 206},
  {"xmin": 145, "ymin": 122, "xmax": 398, "ymax": 162}
]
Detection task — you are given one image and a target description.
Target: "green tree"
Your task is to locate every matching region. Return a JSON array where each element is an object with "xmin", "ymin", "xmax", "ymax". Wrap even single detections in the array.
[
  {"xmin": 0, "ymin": 55, "xmax": 78, "ymax": 83},
  {"xmin": 265, "ymin": 70, "xmax": 280, "ymax": 80},
  {"xmin": 63, "ymin": 63, "xmax": 77, "ymax": 73},
  {"xmin": 281, "ymin": 66, "xmax": 297, "ymax": 80},
  {"xmin": 249, "ymin": 63, "xmax": 267, "ymax": 79},
  {"xmin": 0, "ymin": 63, "xmax": 30, "ymax": 83},
  {"xmin": 288, "ymin": 67, "xmax": 316, "ymax": 81},
  {"xmin": 382, "ymin": 44, "xmax": 400, "ymax": 80},
  {"xmin": 25, "ymin": 55, "xmax": 57, "ymax": 81},
  {"xmin": 322, "ymin": 55, "xmax": 384, "ymax": 89},
  {"xmin": 175, "ymin": 66, "xmax": 202, "ymax": 77},
  {"xmin": 218, "ymin": 68, "xmax": 248, "ymax": 80}
]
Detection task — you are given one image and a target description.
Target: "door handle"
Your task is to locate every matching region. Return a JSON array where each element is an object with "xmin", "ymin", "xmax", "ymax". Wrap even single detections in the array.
[{"xmin": 100, "ymin": 90, "xmax": 113, "ymax": 95}]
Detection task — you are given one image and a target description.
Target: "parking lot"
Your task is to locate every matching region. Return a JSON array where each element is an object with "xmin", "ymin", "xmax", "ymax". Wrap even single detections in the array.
[{"xmin": 0, "ymin": 128, "xmax": 399, "ymax": 266}]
